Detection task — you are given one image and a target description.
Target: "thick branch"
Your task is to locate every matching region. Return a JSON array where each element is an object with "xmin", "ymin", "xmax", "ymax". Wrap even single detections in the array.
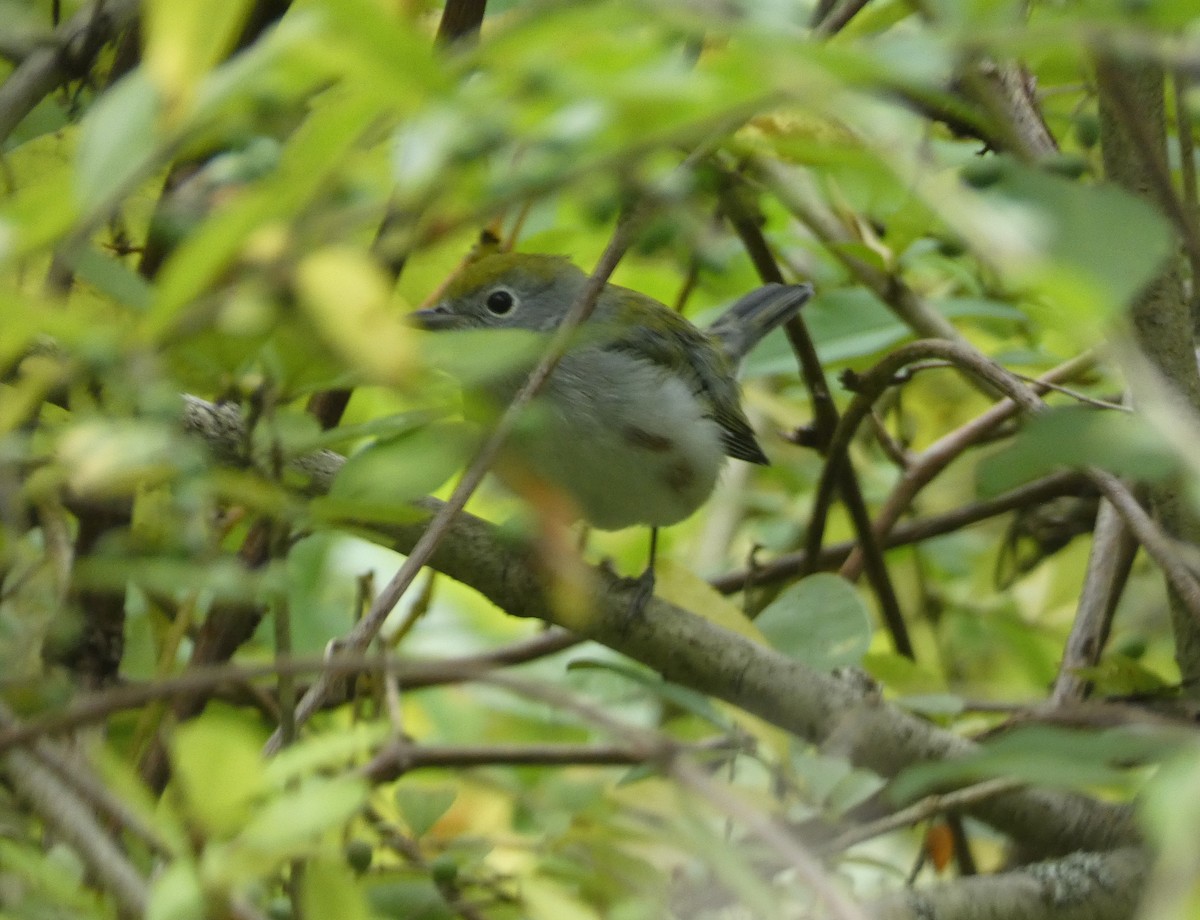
[
  {"xmin": 872, "ymin": 847, "xmax": 1147, "ymax": 920},
  {"xmin": 1097, "ymin": 54, "xmax": 1200, "ymax": 686}
]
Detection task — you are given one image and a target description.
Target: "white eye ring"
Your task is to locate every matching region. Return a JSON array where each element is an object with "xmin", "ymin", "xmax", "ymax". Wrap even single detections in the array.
[{"xmin": 485, "ymin": 288, "xmax": 517, "ymax": 316}]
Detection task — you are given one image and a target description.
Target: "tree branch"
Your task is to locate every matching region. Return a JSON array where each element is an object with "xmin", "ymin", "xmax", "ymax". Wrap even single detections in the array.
[{"xmin": 871, "ymin": 847, "xmax": 1147, "ymax": 920}]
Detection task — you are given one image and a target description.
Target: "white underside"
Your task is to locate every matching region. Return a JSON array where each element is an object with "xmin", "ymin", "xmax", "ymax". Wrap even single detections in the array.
[{"xmin": 499, "ymin": 347, "xmax": 727, "ymax": 530}]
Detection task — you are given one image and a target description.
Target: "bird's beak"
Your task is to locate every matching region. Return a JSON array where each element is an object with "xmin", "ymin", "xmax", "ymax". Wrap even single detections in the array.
[{"xmin": 409, "ymin": 305, "xmax": 460, "ymax": 331}]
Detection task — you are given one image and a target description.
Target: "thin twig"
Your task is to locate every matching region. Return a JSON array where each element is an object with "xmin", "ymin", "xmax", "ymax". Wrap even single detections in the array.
[
  {"xmin": 361, "ymin": 739, "xmax": 726, "ymax": 783},
  {"xmin": 718, "ymin": 175, "xmax": 912, "ymax": 656},
  {"xmin": 673, "ymin": 760, "xmax": 873, "ymax": 920},
  {"xmin": 1049, "ymin": 498, "xmax": 1137, "ymax": 706},
  {"xmin": 800, "ymin": 339, "xmax": 1200, "ymax": 626},
  {"xmin": 823, "ymin": 777, "xmax": 1024, "ymax": 854},
  {"xmin": 839, "ymin": 352, "xmax": 1097, "ymax": 581}
]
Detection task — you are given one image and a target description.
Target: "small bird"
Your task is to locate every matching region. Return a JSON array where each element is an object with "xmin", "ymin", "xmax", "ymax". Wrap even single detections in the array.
[{"xmin": 413, "ymin": 251, "xmax": 812, "ymax": 598}]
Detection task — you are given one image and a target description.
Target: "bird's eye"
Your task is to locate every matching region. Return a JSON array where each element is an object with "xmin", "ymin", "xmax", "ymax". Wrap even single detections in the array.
[{"xmin": 485, "ymin": 288, "xmax": 517, "ymax": 316}]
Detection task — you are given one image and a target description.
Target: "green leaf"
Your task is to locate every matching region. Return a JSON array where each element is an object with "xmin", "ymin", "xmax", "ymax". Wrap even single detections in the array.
[
  {"xmin": 806, "ymin": 288, "xmax": 911, "ymax": 364},
  {"xmin": 172, "ymin": 714, "xmax": 266, "ymax": 838},
  {"xmin": 418, "ymin": 327, "xmax": 548, "ymax": 389},
  {"xmin": 1140, "ymin": 745, "xmax": 1200, "ymax": 920},
  {"xmin": 978, "ymin": 406, "xmax": 1178, "ymax": 495},
  {"xmin": 75, "ymin": 70, "xmax": 162, "ymax": 210},
  {"xmin": 294, "ymin": 245, "xmax": 421, "ymax": 384},
  {"xmin": 146, "ymin": 861, "xmax": 206, "ymax": 920},
  {"xmin": 71, "ymin": 246, "xmax": 153, "ymax": 312},
  {"xmin": 148, "ymin": 89, "xmax": 381, "ymax": 336},
  {"xmin": 302, "ymin": 858, "xmax": 372, "ymax": 920},
  {"xmin": 566, "ymin": 658, "xmax": 729, "ymax": 727},
  {"xmin": 892, "ymin": 725, "xmax": 1190, "ymax": 803},
  {"xmin": 366, "ymin": 875, "xmax": 454, "ymax": 920},
  {"xmin": 329, "ymin": 421, "xmax": 475, "ymax": 510},
  {"xmin": 395, "ymin": 785, "xmax": 458, "ymax": 838},
  {"xmin": 965, "ymin": 160, "xmax": 1174, "ymax": 343},
  {"xmin": 239, "ymin": 777, "xmax": 368, "ymax": 859},
  {"xmin": 143, "ymin": 0, "xmax": 254, "ymax": 104},
  {"xmin": 265, "ymin": 722, "xmax": 390, "ymax": 789},
  {"xmin": 57, "ymin": 419, "xmax": 197, "ymax": 499},
  {"xmin": 754, "ymin": 574, "xmax": 873, "ymax": 669}
]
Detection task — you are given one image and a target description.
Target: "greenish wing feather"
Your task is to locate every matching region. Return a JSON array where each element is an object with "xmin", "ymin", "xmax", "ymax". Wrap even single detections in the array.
[{"xmin": 602, "ymin": 296, "xmax": 770, "ymax": 465}]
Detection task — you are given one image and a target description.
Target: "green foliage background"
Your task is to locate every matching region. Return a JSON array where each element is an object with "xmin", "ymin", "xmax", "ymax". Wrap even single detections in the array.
[{"xmin": 2, "ymin": 0, "xmax": 1200, "ymax": 918}]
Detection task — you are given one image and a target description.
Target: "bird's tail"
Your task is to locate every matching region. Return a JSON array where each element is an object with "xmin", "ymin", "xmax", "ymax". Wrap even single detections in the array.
[{"xmin": 706, "ymin": 282, "xmax": 814, "ymax": 363}]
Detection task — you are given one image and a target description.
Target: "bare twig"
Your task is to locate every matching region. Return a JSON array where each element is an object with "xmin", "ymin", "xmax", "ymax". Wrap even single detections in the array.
[
  {"xmin": 1050, "ymin": 498, "xmax": 1138, "ymax": 706},
  {"xmin": 839, "ymin": 352, "xmax": 1096, "ymax": 581},
  {"xmin": 718, "ymin": 177, "xmax": 912, "ymax": 656},
  {"xmin": 824, "ymin": 777, "xmax": 1024, "ymax": 854},
  {"xmin": 361, "ymin": 738, "xmax": 734, "ymax": 783},
  {"xmin": 800, "ymin": 340, "xmax": 1200, "ymax": 626},
  {"xmin": 711, "ymin": 471, "xmax": 1093, "ymax": 593}
]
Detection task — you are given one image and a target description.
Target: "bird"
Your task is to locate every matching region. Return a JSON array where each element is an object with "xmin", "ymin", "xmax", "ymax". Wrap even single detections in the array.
[{"xmin": 412, "ymin": 251, "xmax": 812, "ymax": 603}]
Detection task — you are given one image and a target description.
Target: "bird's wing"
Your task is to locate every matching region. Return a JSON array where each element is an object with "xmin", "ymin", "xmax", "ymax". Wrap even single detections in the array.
[{"xmin": 601, "ymin": 295, "xmax": 770, "ymax": 465}]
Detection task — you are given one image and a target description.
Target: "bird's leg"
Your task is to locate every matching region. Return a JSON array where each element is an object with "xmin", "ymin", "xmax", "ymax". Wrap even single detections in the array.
[{"xmin": 627, "ymin": 527, "xmax": 658, "ymax": 618}]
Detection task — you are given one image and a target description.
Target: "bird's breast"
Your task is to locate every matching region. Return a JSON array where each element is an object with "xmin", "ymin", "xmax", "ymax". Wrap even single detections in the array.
[{"xmin": 497, "ymin": 347, "xmax": 728, "ymax": 530}]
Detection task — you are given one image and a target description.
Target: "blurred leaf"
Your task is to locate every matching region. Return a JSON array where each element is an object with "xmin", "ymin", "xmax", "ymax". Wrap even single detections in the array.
[
  {"xmin": 75, "ymin": 70, "xmax": 163, "ymax": 210},
  {"xmin": 143, "ymin": 0, "xmax": 254, "ymax": 109},
  {"xmin": 418, "ymin": 327, "xmax": 548, "ymax": 389},
  {"xmin": 366, "ymin": 875, "xmax": 454, "ymax": 920},
  {"xmin": 303, "ymin": 858, "xmax": 372, "ymax": 920},
  {"xmin": 265, "ymin": 722, "xmax": 390, "ymax": 788},
  {"xmin": 0, "ymin": 129, "xmax": 80, "ymax": 253},
  {"xmin": 149, "ymin": 89, "xmax": 381, "ymax": 336},
  {"xmin": 963, "ymin": 161, "xmax": 1174, "ymax": 343},
  {"xmin": 1140, "ymin": 745, "xmax": 1200, "ymax": 920},
  {"xmin": 146, "ymin": 860, "xmax": 206, "ymax": 920},
  {"xmin": 233, "ymin": 777, "xmax": 368, "ymax": 865},
  {"xmin": 978, "ymin": 406, "xmax": 1178, "ymax": 495},
  {"xmin": 806, "ymin": 288, "xmax": 911, "ymax": 364},
  {"xmin": 396, "ymin": 785, "xmax": 458, "ymax": 838},
  {"xmin": 329, "ymin": 421, "xmax": 475, "ymax": 509},
  {"xmin": 754, "ymin": 573, "xmax": 873, "ymax": 669},
  {"xmin": 71, "ymin": 247, "xmax": 153, "ymax": 311},
  {"xmin": 0, "ymin": 839, "xmax": 94, "ymax": 912},
  {"xmin": 567, "ymin": 657, "xmax": 728, "ymax": 728},
  {"xmin": 57, "ymin": 420, "xmax": 196, "ymax": 498},
  {"xmin": 172, "ymin": 714, "xmax": 266, "ymax": 838},
  {"xmin": 295, "ymin": 245, "xmax": 419, "ymax": 384},
  {"xmin": 1070, "ymin": 656, "xmax": 1172, "ymax": 697},
  {"xmin": 655, "ymin": 560, "xmax": 766, "ymax": 640},
  {"xmin": 892, "ymin": 725, "xmax": 1190, "ymax": 803}
]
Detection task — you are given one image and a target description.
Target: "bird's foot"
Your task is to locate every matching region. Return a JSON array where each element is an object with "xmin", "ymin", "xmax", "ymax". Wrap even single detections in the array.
[{"xmin": 625, "ymin": 566, "xmax": 656, "ymax": 621}]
